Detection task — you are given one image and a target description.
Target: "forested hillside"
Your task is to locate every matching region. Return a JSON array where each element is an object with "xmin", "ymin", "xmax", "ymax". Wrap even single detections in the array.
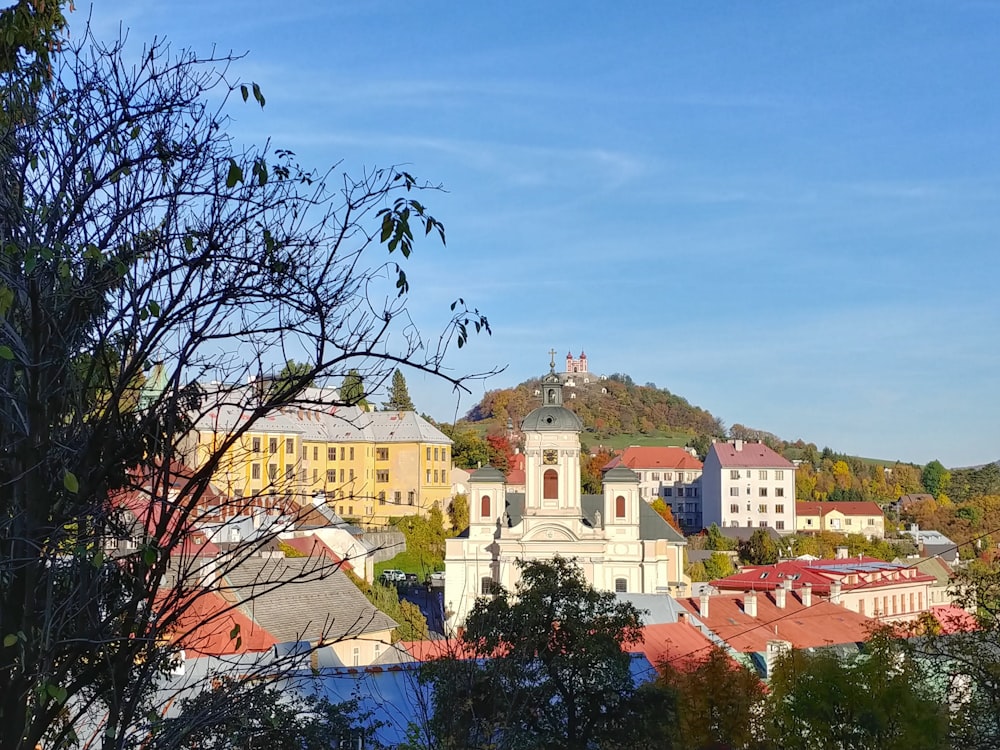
[{"xmin": 464, "ymin": 373, "xmax": 725, "ymax": 440}]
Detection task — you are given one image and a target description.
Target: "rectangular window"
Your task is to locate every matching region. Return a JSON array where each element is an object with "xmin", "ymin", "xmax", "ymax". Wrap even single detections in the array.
[
  {"xmin": 775, "ymin": 487, "xmax": 785, "ymax": 497},
  {"xmin": 759, "ymin": 487, "xmax": 768, "ymax": 497},
  {"xmin": 349, "ymin": 447, "xmax": 354, "ymax": 460},
  {"xmin": 868, "ymin": 518, "xmax": 875, "ymax": 526},
  {"xmin": 759, "ymin": 470, "xmax": 768, "ymax": 480},
  {"xmin": 349, "ymin": 469, "xmax": 355, "ymax": 481},
  {"xmin": 433, "ymin": 470, "xmax": 439, "ymax": 483},
  {"xmin": 427, "ymin": 447, "xmax": 432, "ymax": 461},
  {"xmin": 775, "ymin": 504, "xmax": 784, "ymax": 514},
  {"xmin": 252, "ymin": 437, "xmax": 261, "ymax": 453},
  {"xmin": 312, "ymin": 469, "xmax": 317, "ymax": 482},
  {"xmin": 758, "ymin": 504, "xmax": 768, "ymax": 514},
  {"xmin": 269, "ymin": 438, "xmax": 278, "ymax": 454},
  {"xmin": 481, "ymin": 577, "xmax": 495, "ymax": 596},
  {"xmin": 339, "ymin": 469, "xmax": 345, "ymax": 483},
  {"xmin": 377, "ymin": 470, "xmax": 389, "ymax": 483},
  {"xmin": 664, "ymin": 472, "xmax": 673, "ymax": 481},
  {"xmin": 730, "ymin": 504, "xmax": 739, "ymax": 513},
  {"xmin": 664, "ymin": 488, "xmax": 673, "ymax": 497},
  {"xmin": 300, "ymin": 469, "xmax": 306, "ymax": 483},
  {"xmin": 286, "ymin": 438, "xmax": 294, "ymax": 454},
  {"xmin": 615, "ymin": 578, "xmax": 627, "ymax": 593},
  {"xmin": 394, "ymin": 491, "xmax": 401, "ymax": 504},
  {"xmin": 251, "ymin": 463, "xmax": 261, "ymax": 479},
  {"xmin": 340, "ymin": 447, "xmax": 345, "ymax": 461},
  {"xmin": 775, "ymin": 470, "xmax": 784, "ymax": 480},
  {"xmin": 729, "ymin": 487, "xmax": 739, "ymax": 497},
  {"xmin": 268, "ymin": 464, "xmax": 277, "ymax": 481},
  {"xmin": 328, "ymin": 447, "xmax": 336, "ymax": 461},
  {"xmin": 313, "ymin": 447, "xmax": 318, "ymax": 461},
  {"xmin": 285, "ymin": 465, "xmax": 294, "ymax": 479},
  {"xmin": 692, "ymin": 487, "xmax": 698, "ymax": 497},
  {"xmin": 426, "ymin": 469, "xmax": 431, "ymax": 483},
  {"xmin": 759, "ymin": 520, "xmax": 768, "ymax": 527},
  {"xmin": 651, "ymin": 472, "xmax": 660, "ymax": 481},
  {"xmin": 846, "ymin": 518, "xmax": 853, "ymax": 526},
  {"xmin": 730, "ymin": 470, "xmax": 740, "ymax": 480},
  {"xmin": 434, "ymin": 447, "xmax": 439, "ymax": 461},
  {"xmin": 348, "ymin": 505, "xmax": 354, "ymax": 516},
  {"xmin": 443, "ymin": 448, "xmax": 448, "ymax": 462},
  {"xmin": 326, "ymin": 469, "xmax": 335, "ymax": 483},
  {"xmin": 378, "ymin": 491, "xmax": 386, "ymax": 505},
  {"xmin": 376, "ymin": 447, "xmax": 389, "ymax": 460},
  {"xmin": 408, "ymin": 491, "xmax": 415, "ymax": 505},
  {"xmin": 776, "ymin": 520, "xmax": 785, "ymax": 530}
]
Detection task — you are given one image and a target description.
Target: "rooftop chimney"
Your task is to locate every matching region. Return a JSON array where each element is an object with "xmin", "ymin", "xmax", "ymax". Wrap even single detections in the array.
[
  {"xmin": 775, "ymin": 585, "xmax": 786, "ymax": 609},
  {"xmin": 835, "ymin": 546, "xmax": 849, "ymax": 560},
  {"xmin": 699, "ymin": 591, "xmax": 710, "ymax": 618},
  {"xmin": 801, "ymin": 582, "xmax": 812, "ymax": 607},
  {"xmin": 734, "ymin": 439, "xmax": 744, "ymax": 452},
  {"xmin": 744, "ymin": 591, "xmax": 758, "ymax": 617},
  {"xmin": 677, "ymin": 611, "xmax": 689, "ymax": 625},
  {"xmin": 830, "ymin": 581, "xmax": 842, "ymax": 605}
]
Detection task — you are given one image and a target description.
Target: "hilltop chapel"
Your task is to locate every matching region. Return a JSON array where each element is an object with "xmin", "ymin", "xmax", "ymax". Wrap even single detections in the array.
[{"xmin": 443, "ymin": 355, "xmax": 689, "ymax": 629}]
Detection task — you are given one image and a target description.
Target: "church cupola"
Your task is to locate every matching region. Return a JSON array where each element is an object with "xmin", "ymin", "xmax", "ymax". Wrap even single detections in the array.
[{"xmin": 521, "ymin": 351, "xmax": 582, "ymax": 433}]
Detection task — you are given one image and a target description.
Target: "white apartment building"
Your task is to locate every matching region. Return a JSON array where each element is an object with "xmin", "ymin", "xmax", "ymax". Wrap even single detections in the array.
[{"xmin": 701, "ymin": 440, "xmax": 796, "ymax": 533}]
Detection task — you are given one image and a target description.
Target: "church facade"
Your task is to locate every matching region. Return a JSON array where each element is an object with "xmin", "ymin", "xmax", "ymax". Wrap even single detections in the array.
[{"xmin": 443, "ymin": 362, "xmax": 689, "ymax": 629}]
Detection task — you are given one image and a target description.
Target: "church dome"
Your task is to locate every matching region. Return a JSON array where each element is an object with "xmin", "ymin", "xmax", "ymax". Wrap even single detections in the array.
[{"xmin": 521, "ymin": 404, "xmax": 583, "ymax": 433}]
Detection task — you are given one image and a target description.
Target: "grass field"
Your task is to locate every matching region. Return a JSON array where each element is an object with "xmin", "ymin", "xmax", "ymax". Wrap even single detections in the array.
[
  {"xmin": 374, "ymin": 551, "xmax": 442, "ymax": 578},
  {"xmin": 581, "ymin": 431, "xmax": 693, "ymax": 451}
]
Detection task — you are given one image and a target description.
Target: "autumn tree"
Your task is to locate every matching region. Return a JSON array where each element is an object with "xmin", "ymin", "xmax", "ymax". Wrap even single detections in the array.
[
  {"xmin": 447, "ymin": 493, "xmax": 470, "ymax": 532},
  {"xmin": 383, "ymin": 367, "xmax": 416, "ymax": 411},
  {"xmin": 922, "ymin": 459, "xmax": 952, "ymax": 500},
  {"xmin": 0, "ymin": 18, "xmax": 491, "ymax": 750},
  {"xmin": 651, "ymin": 497, "xmax": 682, "ymax": 533}
]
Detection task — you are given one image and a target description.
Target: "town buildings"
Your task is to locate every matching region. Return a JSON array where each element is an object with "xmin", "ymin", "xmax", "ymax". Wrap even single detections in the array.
[
  {"xmin": 795, "ymin": 501, "xmax": 886, "ymax": 539},
  {"xmin": 443, "ymin": 362, "xmax": 689, "ymax": 628},
  {"xmin": 179, "ymin": 384, "xmax": 453, "ymax": 526},
  {"xmin": 701, "ymin": 440, "xmax": 797, "ymax": 533},
  {"xmin": 602, "ymin": 446, "xmax": 704, "ymax": 529}
]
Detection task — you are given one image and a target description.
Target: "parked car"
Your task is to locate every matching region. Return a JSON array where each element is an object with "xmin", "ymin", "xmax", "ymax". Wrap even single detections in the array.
[
  {"xmin": 379, "ymin": 569, "xmax": 406, "ymax": 584},
  {"xmin": 404, "ymin": 572, "xmax": 419, "ymax": 585},
  {"xmin": 426, "ymin": 571, "xmax": 446, "ymax": 586}
]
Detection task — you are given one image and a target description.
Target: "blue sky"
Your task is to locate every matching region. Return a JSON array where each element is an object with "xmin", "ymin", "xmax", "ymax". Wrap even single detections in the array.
[{"xmin": 78, "ymin": 2, "xmax": 1000, "ymax": 467}]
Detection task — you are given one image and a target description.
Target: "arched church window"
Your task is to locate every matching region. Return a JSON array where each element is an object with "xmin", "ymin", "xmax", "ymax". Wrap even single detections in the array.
[
  {"xmin": 543, "ymin": 469, "xmax": 558, "ymax": 499},
  {"xmin": 547, "ymin": 388, "xmax": 556, "ymax": 404},
  {"xmin": 615, "ymin": 495, "xmax": 626, "ymax": 519},
  {"xmin": 481, "ymin": 495, "xmax": 491, "ymax": 518}
]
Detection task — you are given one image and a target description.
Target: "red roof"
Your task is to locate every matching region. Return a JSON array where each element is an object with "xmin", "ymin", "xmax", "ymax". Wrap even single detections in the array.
[
  {"xmin": 160, "ymin": 590, "xmax": 276, "ymax": 655},
  {"xmin": 282, "ymin": 535, "xmax": 353, "ymax": 571},
  {"xmin": 709, "ymin": 442, "xmax": 794, "ymax": 469},
  {"xmin": 929, "ymin": 605, "xmax": 978, "ymax": 634},
  {"xmin": 711, "ymin": 558, "xmax": 936, "ymax": 594},
  {"xmin": 636, "ymin": 622, "xmax": 719, "ymax": 671},
  {"xmin": 602, "ymin": 446, "xmax": 703, "ymax": 472},
  {"xmin": 398, "ymin": 638, "xmax": 482, "ymax": 661},
  {"xmin": 796, "ymin": 501, "xmax": 884, "ymax": 518},
  {"xmin": 679, "ymin": 593, "xmax": 874, "ymax": 652}
]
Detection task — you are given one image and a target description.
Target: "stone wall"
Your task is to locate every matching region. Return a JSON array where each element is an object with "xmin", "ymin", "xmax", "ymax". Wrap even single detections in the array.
[{"xmin": 363, "ymin": 531, "xmax": 406, "ymax": 564}]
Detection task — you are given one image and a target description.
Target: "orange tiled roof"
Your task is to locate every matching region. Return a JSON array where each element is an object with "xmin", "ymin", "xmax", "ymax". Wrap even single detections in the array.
[{"xmin": 602, "ymin": 446, "xmax": 703, "ymax": 472}]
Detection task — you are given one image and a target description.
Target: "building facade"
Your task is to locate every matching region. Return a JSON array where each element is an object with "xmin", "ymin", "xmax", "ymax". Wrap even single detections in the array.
[
  {"xmin": 701, "ymin": 440, "xmax": 797, "ymax": 533},
  {"xmin": 602, "ymin": 446, "xmax": 703, "ymax": 530},
  {"xmin": 795, "ymin": 501, "xmax": 886, "ymax": 539},
  {"xmin": 444, "ymin": 365, "xmax": 688, "ymax": 629}
]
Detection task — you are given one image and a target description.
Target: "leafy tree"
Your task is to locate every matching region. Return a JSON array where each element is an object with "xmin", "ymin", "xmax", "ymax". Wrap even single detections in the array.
[
  {"xmin": 739, "ymin": 528, "xmax": 780, "ymax": 565},
  {"xmin": 447, "ymin": 493, "xmax": 470, "ymax": 532},
  {"xmin": 659, "ymin": 647, "xmax": 767, "ymax": 750},
  {"xmin": 580, "ymin": 447, "xmax": 614, "ymax": 495},
  {"xmin": 766, "ymin": 632, "xmax": 948, "ymax": 750},
  {"xmin": 416, "ymin": 557, "xmax": 656, "ymax": 750},
  {"xmin": 651, "ymin": 497, "xmax": 682, "ymax": 533},
  {"xmin": 703, "ymin": 552, "xmax": 736, "ymax": 580},
  {"xmin": 392, "ymin": 509, "xmax": 447, "ymax": 575},
  {"xmin": 705, "ymin": 523, "xmax": 736, "ymax": 551},
  {"xmin": 0, "ymin": 19, "xmax": 490, "ymax": 750},
  {"xmin": 922, "ymin": 459, "xmax": 952, "ymax": 499},
  {"xmin": 685, "ymin": 434, "xmax": 712, "ymax": 461},
  {"xmin": 347, "ymin": 569, "xmax": 429, "ymax": 642},
  {"xmin": 485, "ymin": 431, "xmax": 514, "ymax": 474},
  {"xmin": 446, "ymin": 426, "xmax": 491, "ymax": 470},
  {"xmin": 340, "ymin": 368, "xmax": 370, "ymax": 409},
  {"xmin": 383, "ymin": 367, "xmax": 416, "ymax": 411}
]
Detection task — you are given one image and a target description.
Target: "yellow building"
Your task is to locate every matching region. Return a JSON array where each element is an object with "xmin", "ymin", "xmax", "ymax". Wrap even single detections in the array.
[{"xmin": 183, "ymin": 385, "xmax": 452, "ymax": 526}]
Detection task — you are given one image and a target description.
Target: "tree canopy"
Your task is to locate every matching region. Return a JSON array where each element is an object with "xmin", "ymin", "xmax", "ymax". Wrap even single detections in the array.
[{"xmin": 383, "ymin": 367, "xmax": 416, "ymax": 411}]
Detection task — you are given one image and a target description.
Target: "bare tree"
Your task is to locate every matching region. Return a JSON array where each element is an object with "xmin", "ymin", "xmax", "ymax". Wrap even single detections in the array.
[{"xmin": 0, "ymin": 19, "xmax": 492, "ymax": 750}]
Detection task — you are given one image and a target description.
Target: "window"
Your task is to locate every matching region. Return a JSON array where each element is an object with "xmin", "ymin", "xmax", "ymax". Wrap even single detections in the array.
[
  {"xmin": 481, "ymin": 577, "xmax": 496, "ymax": 596},
  {"xmin": 775, "ymin": 470, "xmax": 784, "ymax": 480},
  {"xmin": 775, "ymin": 520, "xmax": 785, "ymax": 530},
  {"xmin": 731, "ymin": 521, "xmax": 739, "ymax": 527},
  {"xmin": 349, "ymin": 447, "xmax": 354, "ymax": 460},
  {"xmin": 285, "ymin": 465, "xmax": 293, "ymax": 479},
  {"xmin": 376, "ymin": 447, "xmax": 388, "ymax": 461},
  {"xmin": 730, "ymin": 504, "xmax": 739, "ymax": 513},
  {"xmin": 759, "ymin": 520, "xmax": 768, "ymax": 527},
  {"xmin": 376, "ymin": 470, "xmax": 389, "ymax": 483},
  {"xmin": 664, "ymin": 488, "xmax": 673, "ymax": 497},
  {"xmin": 846, "ymin": 518, "xmax": 853, "ymax": 526},
  {"xmin": 268, "ymin": 464, "xmax": 277, "ymax": 481},
  {"xmin": 427, "ymin": 447, "xmax": 432, "ymax": 461},
  {"xmin": 759, "ymin": 470, "xmax": 768, "ymax": 480},
  {"xmin": 664, "ymin": 472, "xmax": 673, "ymax": 481},
  {"xmin": 615, "ymin": 495, "xmax": 626, "ymax": 519},
  {"xmin": 339, "ymin": 469, "xmax": 345, "ymax": 482},
  {"xmin": 312, "ymin": 469, "xmax": 317, "ymax": 482},
  {"xmin": 730, "ymin": 470, "xmax": 740, "ymax": 480},
  {"xmin": 252, "ymin": 437, "xmax": 261, "ymax": 453},
  {"xmin": 543, "ymin": 469, "xmax": 558, "ymax": 500},
  {"xmin": 286, "ymin": 438, "xmax": 294, "ymax": 454},
  {"xmin": 251, "ymin": 463, "xmax": 261, "ymax": 479},
  {"xmin": 615, "ymin": 578, "xmax": 627, "ymax": 593},
  {"xmin": 349, "ymin": 469, "xmax": 355, "ymax": 481},
  {"xmin": 340, "ymin": 447, "xmax": 345, "ymax": 461},
  {"xmin": 408, "ymin": 491, "xmax": 416, "ymax": 505},
  {"xmin": 269, "ymin": 437, "xmax": 278, "ymax": 454},
  {"xmin": 775, "ymin": 504, "xmax": 784, "ymax": 514},
  {"xmin": 692, "ymin": 487, "xmax": 698, "ymax": 497},
  {"xmin": 434, "ymin": 470, "xmax": 439, "ymax": 483},
  {"xmin": 302, "ymin": 447, "xmax": 307, "ymax": 460},
  {"xmin": 730, "ymin": 487, "xmax": 739, "ymax": 497},
  {"xmin": 394, "ymin": 491, "xmax": 401, "ymax": 504},
  {"xmin": 313, "ymin": 447, "xmax": 318, "ymax": 461},
  {"xmin": 434, "ymin": 447, "xmax": 439, "ymax": 461},
  {"xmin": 868, "ymin": 518, "xmax": 876, "ymax": 526},
  {"xmin": 443, "ymin": 448, "xmax": 448, "ymax": 462},
  {"xmin": 651, "ymin": 472, "xmax": 660, "ymax": 481},
  {"xmin": 758, "ymin": 504, "xmax": 768, "ymax": 514},
  {"xmin": 328, "ymin": 447, "xmax": 336, "ymax": 461},
  {"xmin": 352, "ymin": 647, "xmax": 360, "ymax": 667},
  {"xmin": 327, "ymin": 469, "xmax": 335, "ymax": 483},
  {"xmin": 481, "ymin": 495, "xmax": 491, "ymax": 518},
  {"xmin": 775, "ymin": 487, "xmax": 785, "ymax": 497},
  {"xmin": 426, "ymin": 469, "xmax": 432, "ymax": 483}
]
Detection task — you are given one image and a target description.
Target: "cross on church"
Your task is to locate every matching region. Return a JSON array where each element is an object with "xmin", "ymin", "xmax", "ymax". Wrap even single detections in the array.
[{"xmin": 548, "ymin": 348, "xmax": 556, "ymax": 371}]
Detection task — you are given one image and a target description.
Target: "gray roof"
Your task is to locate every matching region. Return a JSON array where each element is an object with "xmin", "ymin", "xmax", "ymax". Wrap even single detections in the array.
[
  {"xmin": 192, "ymin": 384, "xmax": 449, "ymax": 445},
  {"xmin": 470, "ymin": 466, "xmax": 506, "ymax": 483},
  {"xmin": 500, "ymin": 492, "xmax": 685, "ymax": 544},
  {"xmin": 718, "ymin": 526, "xmax": 782, "ymax": 543},
  {"xmin": 603, "ymin": 466, "xmax": 639, "ymax": 483},
  {"xmin": 617, "ymin": 593, "xmax": 692, "ymax": 625},
  {"xmin": 520, "ymin": 405, "xmax": 584, "ymax": 432},
  {"xmin": 220, "ymin": 557, "xmax": 396, "ymax": 642}
]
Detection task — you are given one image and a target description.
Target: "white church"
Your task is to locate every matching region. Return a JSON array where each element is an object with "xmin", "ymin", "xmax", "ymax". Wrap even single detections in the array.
[{"xmin": 443, "ymin": 359, "xmax": 689, "ymax": 628}]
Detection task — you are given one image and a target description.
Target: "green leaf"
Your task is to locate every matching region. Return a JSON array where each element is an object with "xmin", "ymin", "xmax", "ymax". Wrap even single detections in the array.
[
  {"xmin": 148, "ymin": 300, "xmax": 160, "ymax": 317},
  {"xmin": 229, "ymin": 623, "xmax": 241, "ymax": 640},
  {"xmin": 252, "ymin": 82, "xmax": 266, "ymax": 108},
  {"xmin": 46, "ymin": 683, "xmax": 68, "ymax": 704},
  {"xmin": 226, "ymin": 159, "xmax": 243, "ymax": 188},
  {"xmin": 3, "ymin": 634, "xmax": 16, "ymax": 648},
  {"xmin": 143, "ymin": 546, "xmax": 157, "ymax": 566},
  {"xmin": 240, "ymin": 84, "xmax": 249, "ymax": 102},
  {"xmin": 63, "ymin": 471, "xmax": 79, "ymax": 494},
  {"xmin": 0, "ymin": 345, "xmax": 12, "ymax": 360},
  {"xmin": 92, "ymin": 550, "xmax": 105, "ymax": 568}
]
